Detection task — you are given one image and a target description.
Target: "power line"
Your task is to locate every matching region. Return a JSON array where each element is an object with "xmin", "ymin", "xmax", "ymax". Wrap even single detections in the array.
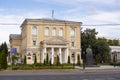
[
  {"xmin": 0, "ymin": 23, "xmax": 120, "ymax": 26},
  {"xmin": 82, "ymin": 24, "xmax": 120, "ymax": 26}
]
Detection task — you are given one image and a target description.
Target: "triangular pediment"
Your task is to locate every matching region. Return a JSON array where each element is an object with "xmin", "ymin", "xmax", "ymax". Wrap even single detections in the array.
[{"xmin": 43, "ymin": 36, "xmax": 68, "ymax": 45}]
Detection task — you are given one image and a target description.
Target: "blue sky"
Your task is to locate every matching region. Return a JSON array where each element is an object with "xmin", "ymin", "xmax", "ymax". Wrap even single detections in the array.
[{"xmin": 0, "ymin": 0, "xmax": 120, "ymax": 43}]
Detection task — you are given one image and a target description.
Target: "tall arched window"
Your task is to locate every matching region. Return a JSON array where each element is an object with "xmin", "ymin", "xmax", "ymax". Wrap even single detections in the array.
[
  {"xmin": 59, "ymin": 28, "xmax": 63, "ymax": 36},
  {"xmin": 52, "ymin": 28, "xmax": 56, "ymax": 36},
  {"xmin": 70, "ymin": 28, "xmax": 75, "ymax": 37},
  {"xmin": 45, "ymin": 27, "xmax": 49, "ymax": 36},
  {"xmin": 32, "ymin": 26, "xmax": 37, "ymax": 35}
]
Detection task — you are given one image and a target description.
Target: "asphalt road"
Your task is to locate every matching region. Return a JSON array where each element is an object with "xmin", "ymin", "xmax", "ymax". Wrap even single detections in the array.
[
  {"xmin": 1, "ymin": 73, "xmax": 120, "ymax": 80},
  {"xmin": 0, "ymin": 69, "xmax": 120, "ymax": 80}
]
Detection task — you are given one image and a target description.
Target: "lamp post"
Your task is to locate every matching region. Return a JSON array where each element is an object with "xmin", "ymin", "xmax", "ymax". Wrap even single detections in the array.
[{"xmin": 72, "ymin": 53, "xmax": 75, "ymax": 69}]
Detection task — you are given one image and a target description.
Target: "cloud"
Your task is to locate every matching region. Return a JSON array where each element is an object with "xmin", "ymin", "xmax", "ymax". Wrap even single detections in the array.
[
  {"xmin": 81, "ymin": 11, "xmax": 120, "ymax": 24},
  {"xmin": 0, "ymin": 10, "xmax": 50, "ymax": 44},
  {"xmin": 0, "ymin": 0, "xmax": 120, "ymax": 44},
  {"xmin": 0, "ymin": 8, "xmax": 5, "ymax": 12},
  {"xmin": 33, "ymin": 0, "xmax": 120, "ymax": 6},
  {"xmin": 80, "ymin": 11, "xmax": 120, "ymax": 38},
  {"xmin": 0, "ymin": 14, "xmax": 22, "ymax": 44}
]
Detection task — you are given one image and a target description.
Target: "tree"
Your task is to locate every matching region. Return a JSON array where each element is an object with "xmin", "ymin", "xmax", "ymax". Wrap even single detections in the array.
[
  {"xmin": 95, "ymin": 54, "xmax": 99, "ymax": 65},
  {"xmin": 23, "ymin": 56, "xmax": 26, "ymax": 64},
  {"xmin": 81, "ymin": 28, "xmax": 98, "ymax": 59},
  {"xmin": 46, "ymin": 53, "xmax": 49, "ymax": 64},
  {"xmin": 77, "ymin": 54, "xmax": 81, "ymax": 66},
  {"xmin": 44, "ymin": 59, "xmax": 46, "ymax": 65},
  {"xmin": 67, "ymin": 56, "xmax": 70, "ymax": 64},
  {"xmin": 94, "ymin": 39, "xmax": 110, "ymax": 63},
  {"xmin": 56, "ymin": 55, "xmax": 60, "ymax": 66},
  {"xmin": 34, "ymin": 54, "xmax": 37, "ymax": 64},
  {"xmin": 81, "ymin": 28, "xmax": 110, "ymax": 64},
  {"xmin": 0, "ymin": 43, "xmax": 8, "ymax": 69},
  {"xmin": 113, "ymin": 40, "xmax": 119, "ymax": 46},
  {"xmin": 107, "ymin": 39, "xmax": 119, "ymax": 46}
]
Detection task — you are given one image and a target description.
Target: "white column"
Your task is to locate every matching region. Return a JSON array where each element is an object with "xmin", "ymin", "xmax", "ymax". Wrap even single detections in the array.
[
  {"xmin": 59, "ymin": 48, "xmax": 62, "ymax": 64},
  {"xmin": 42, "ymin": 50, "xmax": 44, "ymax": 63},
  {"xmin": 65, "ymin": 48, "xmax": 69, "ymax": 63},
  {"xmin": 51, "ymin": 47, "xmax": 54, "ymax": 64},
  {"xmin": 42, "ymin": 47, "xmax": 46, "ymax": 63},
  {"xmin": 44, "ymin": 47, "xmax": 46, "ymax": 60}
]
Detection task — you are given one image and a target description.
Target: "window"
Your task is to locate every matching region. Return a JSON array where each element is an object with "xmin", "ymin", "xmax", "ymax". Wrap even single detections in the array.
[
  {"xmin": 33, "ymin": 40, "xmax": 36, "ymax": 46},
  {"xmin": 27, "ymin": 53, "xmax": 31, "ymax": 56},
  {"xmin": 45, "ymin": 27, "xmax": 49, "ymax": 36},
  {"xmin": 32, "ymin": 26, "xmax": 37, "ymax": 35},
  {"xmin": 70, "ymin": 28, "xmax": 75, "ymax": 37},
  {"xmin": 52, "ymin": 28, "xmax": 56, "ymax": 36},
  {"xmin": 59, "ymin": 28, "xmax": 63, "ymax": 36}
]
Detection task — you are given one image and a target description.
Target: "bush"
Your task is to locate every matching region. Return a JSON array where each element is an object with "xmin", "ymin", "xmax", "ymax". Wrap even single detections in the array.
[
  {"xmin": 11, "ymin": 63, "xmax": 73, "ymax": 70},
  {"xmin": 77, "ymin": 54, "xmax": 81, "ymax": 66},
  {"xmin": 34, "ymin": 63, "xmax": 44, "ymax": 66}
]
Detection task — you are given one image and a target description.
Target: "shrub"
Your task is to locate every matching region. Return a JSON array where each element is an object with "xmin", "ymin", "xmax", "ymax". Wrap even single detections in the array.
[{"xmin": 68, "ymin": 56, "xmax": 70, "ymax": 64}]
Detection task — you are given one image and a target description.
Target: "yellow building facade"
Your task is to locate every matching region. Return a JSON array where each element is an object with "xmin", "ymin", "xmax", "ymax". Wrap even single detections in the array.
[{"xmin": 10, "ymin": 19, "xmax": 82, "ymax": 64}]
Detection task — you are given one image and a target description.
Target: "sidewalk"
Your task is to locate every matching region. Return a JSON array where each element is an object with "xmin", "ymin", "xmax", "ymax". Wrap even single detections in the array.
[{"xmin": 75, "ymin": 65, "xmax": 120, "ymax": 70}]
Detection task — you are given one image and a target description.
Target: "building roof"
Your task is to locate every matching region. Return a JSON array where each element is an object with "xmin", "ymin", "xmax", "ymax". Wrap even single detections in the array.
[
  {"xmin": 9, "ymin": 34, "xmax": 22, "ymax": 40},
  {"xmin": 26, "ymin": 18, "xmax": 82, "ymax": 23},
  {"xmin": 109, "ymin": 46, "xmax": 120, "ymax": 52},
  {"xmin": 20, "ymin": 18, "xmax": 82, "ymax": 28}
]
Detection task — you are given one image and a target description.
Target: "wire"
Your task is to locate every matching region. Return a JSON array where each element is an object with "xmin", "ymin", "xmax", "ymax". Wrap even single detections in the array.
[
  {"xmin": 0, "ymin": 23, "xmax": 120, "ymax": 26},
  {"xmin": 82, "ymin": 24, "xmax": 120, "ymax": 26}
]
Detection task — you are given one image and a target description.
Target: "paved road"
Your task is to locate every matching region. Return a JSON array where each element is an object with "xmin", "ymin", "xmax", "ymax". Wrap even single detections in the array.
[
  {"xmin": 0, "ymin": 69, "xmax": 120, "ymax": 80},
  {"xmin": 1, "ymin": 72, "xmax": 120, "ymax": 80}
]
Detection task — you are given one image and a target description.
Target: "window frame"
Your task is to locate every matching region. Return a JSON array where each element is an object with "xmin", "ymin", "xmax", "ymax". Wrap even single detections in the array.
[
  {"xmin": 33, "ymin": 40, "xmax": 36, "ymax": 46},
  {"xmin": 52, "ymin": 27, "xmax": 56, "ymax": 36},
  {"xmin": 45, "ymin": 27, "xmax": 49, "ymax": 36},
  {"xmin": 32, "ymin": 26, "xmax": 37, "ymax": 36},
  {"xmin": 59, "ymin": 28, "xmax": 63, "ymax": 36},
  {"xmin": 70, "ymin": 28, "xmax": 75, "ymax": 37}
]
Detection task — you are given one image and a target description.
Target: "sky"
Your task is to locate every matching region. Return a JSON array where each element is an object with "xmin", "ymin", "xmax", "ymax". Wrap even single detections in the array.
[{"xmin": 0, "ymin": 0, "xmax": 120, "ymax": 44}]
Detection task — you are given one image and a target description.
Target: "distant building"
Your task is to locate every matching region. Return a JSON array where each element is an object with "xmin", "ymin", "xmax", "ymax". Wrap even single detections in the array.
[
  {"xmin": 9, "ymin": 18, "xmax": 82, "ymax": 64},
  {"xmin": 109, "ymin": 46, "xmax": 120, "ymax": 63}
]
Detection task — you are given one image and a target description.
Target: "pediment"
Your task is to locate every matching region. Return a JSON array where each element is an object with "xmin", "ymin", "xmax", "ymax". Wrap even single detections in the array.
[{"xmin": 43, "ymin": 36, "xmax": 68, "ymax": 45}]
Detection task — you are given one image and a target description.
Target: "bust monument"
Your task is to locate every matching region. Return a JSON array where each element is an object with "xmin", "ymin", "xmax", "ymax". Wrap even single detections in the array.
[{"xmin": 86, "ymin": 45, "xmax": 95, "ymax": 66}]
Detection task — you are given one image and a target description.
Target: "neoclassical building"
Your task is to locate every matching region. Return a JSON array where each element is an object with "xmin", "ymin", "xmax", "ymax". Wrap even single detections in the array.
[{"xmin": 9, "ymin": 18, "xmax": 82, "ymax": 64}]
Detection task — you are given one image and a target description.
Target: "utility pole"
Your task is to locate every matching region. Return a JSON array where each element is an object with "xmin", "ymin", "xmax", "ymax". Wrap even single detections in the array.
[{"xmin": 52, "ymin": 10, "xmax": 54, "ymax": 19}]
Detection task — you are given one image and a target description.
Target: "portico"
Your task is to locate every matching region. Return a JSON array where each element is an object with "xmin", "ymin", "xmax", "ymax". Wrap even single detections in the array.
[{"xmin": 40, "ymin": 37, "xmax": 69, "ymax": 64}]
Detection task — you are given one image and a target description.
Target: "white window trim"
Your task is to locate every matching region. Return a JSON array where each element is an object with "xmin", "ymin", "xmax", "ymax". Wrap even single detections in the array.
[
  {"xmin": 59, "ymin": 28, "xmax": 63, "ymax": 36},
  {"xmin": 32, "ymin": 26, "xmax": 37, "ymax": 36},
  {"xmin": 52, "ymin": 28, "xmax": 56, "ymax": 36},
  {"xmin": 45, "ymin": 27, "xmax": 49, "ymax": 36},
  {"xmin": 70, "ymin": 28, "xmax": 75, "ymax": 37}
]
